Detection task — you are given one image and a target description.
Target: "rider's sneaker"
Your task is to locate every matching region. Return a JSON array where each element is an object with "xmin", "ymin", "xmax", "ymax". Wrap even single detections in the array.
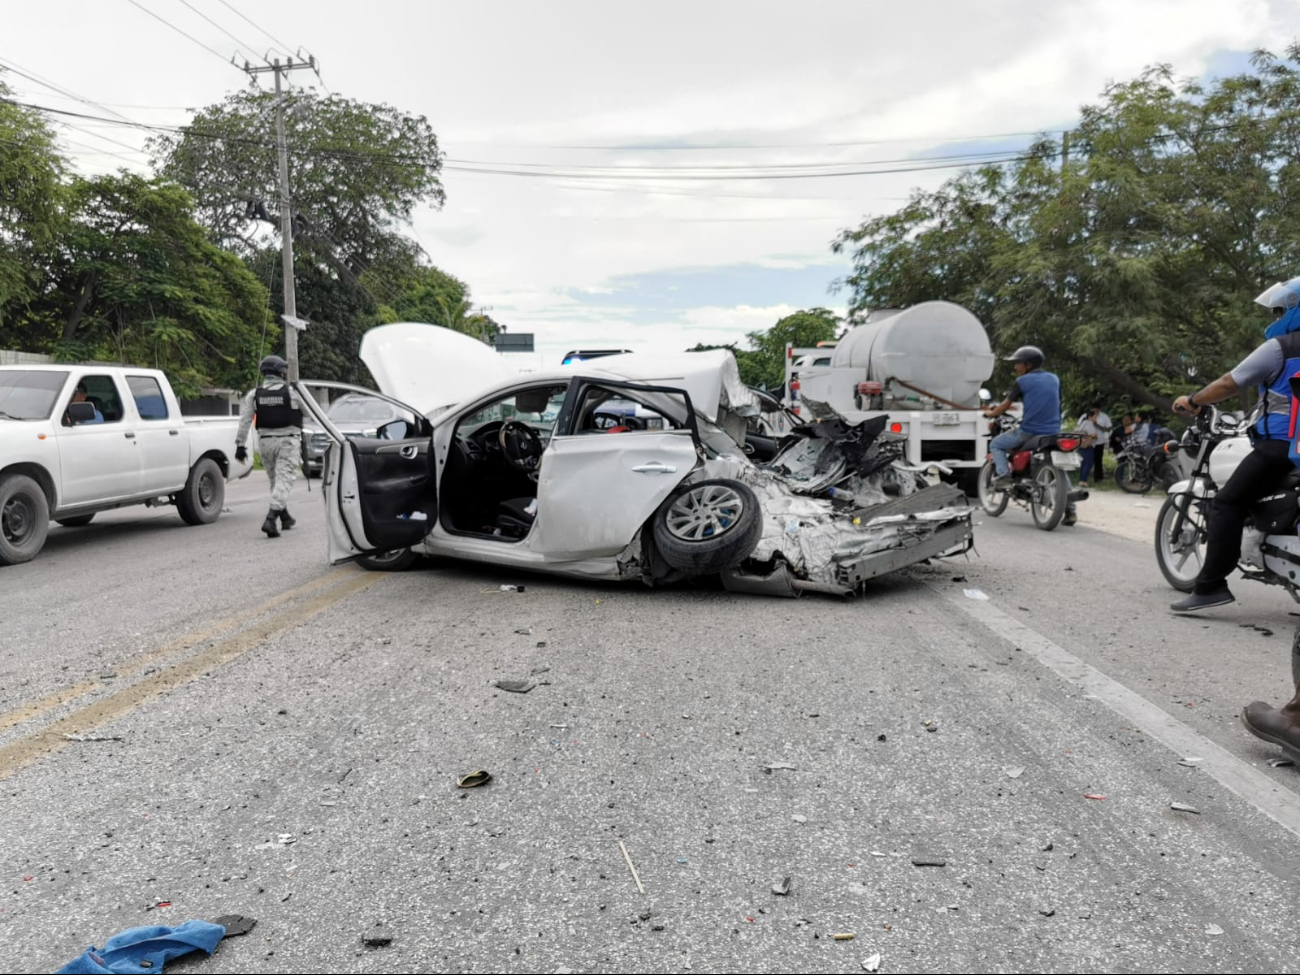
[
  {"xmin": 1170, "ymin": 588, "xmax": 1234, "ymax": 613},
  {"xmin": 1063, "ymin": 511, "xmax": 1078, "ymax": 527},
  {"xmin": 991, "ymin": 474, "xmax": 1013, "ymax": 491}
]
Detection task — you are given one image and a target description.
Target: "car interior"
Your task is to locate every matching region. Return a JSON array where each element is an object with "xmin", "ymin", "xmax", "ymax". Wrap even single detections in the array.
[{"xmin": 440, "ymin": 382, "xmax": 683, "ymax": 541}]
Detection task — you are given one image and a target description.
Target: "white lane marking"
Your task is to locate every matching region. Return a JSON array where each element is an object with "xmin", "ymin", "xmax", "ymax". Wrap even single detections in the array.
[{"xmin": 939, "ymin": 586, "xmax": 1300, "ymax": 840}]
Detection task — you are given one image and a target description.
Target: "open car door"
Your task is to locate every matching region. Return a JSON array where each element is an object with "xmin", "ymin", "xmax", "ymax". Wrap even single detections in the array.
[
  {"xmin": 294, "ymin": 381, "xmax": 437, "ymax": 564},
  {"xmin": 530, "ymin": 379, "xmax": 702, "ymax": 560}
]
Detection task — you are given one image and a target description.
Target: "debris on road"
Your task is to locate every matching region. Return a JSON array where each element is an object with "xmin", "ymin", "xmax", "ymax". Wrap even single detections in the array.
[
  {"xmin": 57, "ymin": 919, "xmax": 228, "ymax": 973},
  {"xmin": 456, "ymin": 770, "xmax": 492, "ymax": 789},
  {"xmin": 922, "ymin": 719, "xmax": 939, "ymax": 733},
  {"xmin": 530, "ymin": 664, "xmax": 551, "ymax": 676},
  {"xmin": 911, "ymin": 858, "xmax": 947, "ymax": 868},
  {"xmin": 63, "ymin": 733, "xmax": 125, "ymax": 742},
  {"xmin": 494, "ymin": 679, "xmax": 536, "ymax": 693},
  {"xmin": 515, "ymin": 627, "xmax": 533, "ymax": 635},
  {"xmin": 1170, "ymin": 802, "xmax": 1201, "ymax": 815},
  {"xmin": 1239, "ymin": 623, "xmax": 1275, "ymax": 637},
  {"xmin": 498, "ymin": 584, "xmax": 527, "ymax": 593},
  {"xmin": 1003, "ymin": 766, "xmax": 1025, "ymax": 779},
  {"xmin": 772, "ymin": 876, "xmax": 792, "ymax": 896},
  {"xmin": 1206, "ymin": 924, "xmax": 1225, "ymax": 937},
  {"xmin": 254, "ymin": 834, "xmax": 297, "ymax": 851},
  {"xmin": 1269, "ymin": 758, "xmax": 1295, "ymax": 768},
  {"xmin": 1083, "ymin": 794, "xmax": 1106, "ymax": 801},
  {"xmin": 213, "ymin": 915, "xmax": 257, "ymax": 938},
  {"xmin": 619, "ymin": 840, "xmax": 646, "ymax": 895},
  {"xmin": 361, "ymin": 932, "xmax": 393, "ymax": 949},
  {"xmin": 862, "ymin": 952, "xmax": 882, "ymax": 971},
  {"xmin": 762, "ymin": 763, "xmax": 798, "ymax": 773},
  {"xmin": 792, "ymin": 814, "xmax": 808, "ymax": 824},
  {"xmin": 832, "ymin": 932, "xmax": 856, "ymax": 941},
  {"xmin": 963, "ymin": 588, "xmax": 990, "ymax": 601}
]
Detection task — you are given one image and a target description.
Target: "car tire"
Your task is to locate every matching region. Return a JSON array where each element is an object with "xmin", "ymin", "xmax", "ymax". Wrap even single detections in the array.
[
  {"xmin": 651, "ymin": 478, "xmax": 762, "ymax": 576},
  {"xmin": 0, "ymin": 473, "xmax": 50, "ymax": 566},
  {"xmin": 357, "ymin": 548, "xmax": 419, "ymax": 572},
  {"xmin": 56, "ymin": 514, "xmax": 96, "ymax": 528},
  {"xmin": 177, "ymin": 458, "xmax": 224, "ymax": 526}
]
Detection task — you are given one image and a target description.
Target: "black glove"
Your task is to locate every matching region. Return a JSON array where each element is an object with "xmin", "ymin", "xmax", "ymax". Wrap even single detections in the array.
[{"xmin": 235, "ymin": 445, "xmax": 248, "ymax": 463}]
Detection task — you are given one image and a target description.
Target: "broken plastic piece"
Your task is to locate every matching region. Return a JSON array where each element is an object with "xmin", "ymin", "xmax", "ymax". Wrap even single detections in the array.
[
  {"xmin": 964, "ymin": 588, "xmax": 990, "ymax": 601},
  {"xmin": 1083, "ymin": 794, "xmax": 1106, "ymax": 801},
  {"xmin": 1004, "ymin": 766, "xmax": 1025, "ymax": 779},
  {"xmin": 457, "ymin": 770, "xmax": 492, "ymax": 789},
  {"xmin": 772, "ymin": 876, "xmax": 792, "ymax": 896},
  {"xmin": 862, "ymin": 953, "xmax": 881, "ymax": 971},
  {"xmin": 911, "ymin": 858, "xmax": 946, "ymax": 868},
  {"xmin": 762, "ymin": 763, "xmax": 798, "ymax": 773},
  {"xmin": 1170, "ymin": 802, "xmax": 1201, "ymax": 814},
  {"xmin": 1205, "ymin": 924, "xmax": 1225, "ymax": 936},
  {"xmin": 212, "ymin": 915, "xmax": 258, "ymax": 939},
  {"xmin": 494, "ymin": 679, "xmax": 536, "ymax": 693},
  {"xmin": 1269, "ymin": 758, "xmax": 1295, "ymax": 768},
  {"xmin": 362, "ymin": 934, "xmax": 393, "ymax": 948}
]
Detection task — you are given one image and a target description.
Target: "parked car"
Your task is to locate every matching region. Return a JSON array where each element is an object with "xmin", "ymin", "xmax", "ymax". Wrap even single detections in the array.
[
  {"xmin": 303, "ymin": 393, "xmax": 408, "ymax": 476},
  {"xmin": 293, "ymin": 324, "xmax": 973, "ymax": 597},
  {"xmin": 0, "ymin": 365, "xmax": 252, "ymax": 565}
]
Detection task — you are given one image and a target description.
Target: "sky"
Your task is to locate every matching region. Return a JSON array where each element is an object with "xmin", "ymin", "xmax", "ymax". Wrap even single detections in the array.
[{"xmin": 5, "ymin": 0, "xmax": 1299, "ymax": 369}]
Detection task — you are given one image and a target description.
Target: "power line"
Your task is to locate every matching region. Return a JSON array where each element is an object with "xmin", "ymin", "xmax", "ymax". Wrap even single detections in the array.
[
  {"xmin": 211, "ymin": 0, "xmax": 295, "ymax": 57},
  {"xmin": 0, "ymin": 56, "xmax": 140, "ymax": 125},
  {"xmin": 172, "ymin": 0, "xmax": 264, "ymax": 63},
  {"xmin": 122, "ymin": 0, "xmax": 244, "ymax": 70},
  {"xmin": 450, "ymin": 127, "xmax": 1069, "ymax": 152}
]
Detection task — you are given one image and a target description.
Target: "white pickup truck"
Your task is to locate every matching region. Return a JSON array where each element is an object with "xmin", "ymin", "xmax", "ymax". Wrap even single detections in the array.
[{"xmin": 0, "ymin": 364, "xmax": 253, "ymax": 565}]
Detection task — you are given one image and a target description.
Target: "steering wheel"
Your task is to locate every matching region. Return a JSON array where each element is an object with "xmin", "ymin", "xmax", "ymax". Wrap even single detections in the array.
[{"xmin": 498, "ymin": 419, "xmax": 544, "ymax": 472}]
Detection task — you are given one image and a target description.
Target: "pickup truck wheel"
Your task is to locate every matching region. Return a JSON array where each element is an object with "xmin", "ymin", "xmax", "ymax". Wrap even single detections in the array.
[
  {"xmin": 177, "ymin": 458, "xmax": 224, "ymax": 525},
  {"xmin": 56, "ymin": 514, "xmax": 96, "ymax": 528},
  {"xmin": 651, "ymin": 478, "xmax": 762, "ymax": 576},
  {"xmin": 0, "ymin": 473, "xmax": 50, "ymax": 565}
]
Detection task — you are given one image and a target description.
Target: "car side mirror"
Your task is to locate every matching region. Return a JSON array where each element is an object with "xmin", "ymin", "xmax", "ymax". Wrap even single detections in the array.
[
  {"xmin": 377, "ymin": 419, "xmax": 408, "ymax": 441},
  {"xmin": 68, "ymin": 402, "xmax": 97, "ymax": 423}
]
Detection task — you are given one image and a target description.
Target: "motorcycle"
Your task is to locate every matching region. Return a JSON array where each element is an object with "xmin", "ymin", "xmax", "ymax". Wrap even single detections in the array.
[
  {"xmin": 1114, "ymin": 427, "xmax": 1180, "ymax": 494},
  {"xmin": 1154, "ymin": 406, "xmax": 1300, "ymax": 598},
  {"xmin": 977, "ymin": 417, "xmax": 1090, "ymax": 531}
]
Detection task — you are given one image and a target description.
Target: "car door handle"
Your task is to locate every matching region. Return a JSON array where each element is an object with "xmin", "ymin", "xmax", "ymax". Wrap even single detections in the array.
[
  {"xmin": 124, "ymin": 431, "xmax": 135, "ymax": 439},
  {"xmin": 169, "ymin": 429, "xmax": 180, "ymax": 436},
  {"xmin": 374, "ymin": 442, "xmax": 425, "ymax": 458},
  {"xmin": 632, "ymin": 462, "xmax": 677, "ymax": 475}
]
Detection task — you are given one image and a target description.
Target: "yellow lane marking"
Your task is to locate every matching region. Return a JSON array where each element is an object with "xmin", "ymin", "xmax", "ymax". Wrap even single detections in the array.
[
  {"xmin": 0, "ymin": 568, "xmax": 354, "ymax": 735},
  {"xmin": 0, "ymin": 571, "xmax": 383, "ymax": 782}
]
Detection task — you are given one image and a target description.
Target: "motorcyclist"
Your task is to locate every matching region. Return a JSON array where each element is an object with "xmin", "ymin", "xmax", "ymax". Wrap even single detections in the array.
[
  {"xmin": 983, "ymin": 345, "xmax": 1077, "ymax": 526},
  {"xmin": 1170, "ymin": 276, "xmax": 1300, "ymax": 612}
]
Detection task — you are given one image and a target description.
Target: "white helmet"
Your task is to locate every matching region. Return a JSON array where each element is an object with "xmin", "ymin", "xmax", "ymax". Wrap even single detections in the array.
[{"xmin": 1254, "ymin": 276, "xmax": 1300, "ymax": 313}]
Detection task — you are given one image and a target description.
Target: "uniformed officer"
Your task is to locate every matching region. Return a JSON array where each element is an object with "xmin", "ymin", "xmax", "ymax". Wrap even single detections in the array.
[{"xmin": 235, "ymin": 355, "xmax": 304, "ymax": 538}]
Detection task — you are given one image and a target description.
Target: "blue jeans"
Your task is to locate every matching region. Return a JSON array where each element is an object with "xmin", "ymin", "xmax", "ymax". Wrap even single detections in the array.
[
  {"xmin": 991, "ymin": 428, "xmax": 1034, "ymax": 477},
  {"xmin": 1079, "ymin": 445, "xmax": 1097, "ymax": 483}
]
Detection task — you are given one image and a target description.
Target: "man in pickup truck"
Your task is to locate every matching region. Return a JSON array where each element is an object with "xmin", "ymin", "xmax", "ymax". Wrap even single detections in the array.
[
  {"xmin": 235, "ymin": 355, "xmax": 304, "ymax": 538},
  {"xmin": 63, "ymin": 383, "xmax": 104, "ymax": 426}
]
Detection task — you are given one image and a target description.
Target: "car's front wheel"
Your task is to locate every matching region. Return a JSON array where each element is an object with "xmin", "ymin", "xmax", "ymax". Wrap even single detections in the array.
[
  {"xmin": 357, "ymin": 548, "xmax": 419, "ymax": 572},
  {"xmin": 651, "ymin": 478, "xmax": 762, "ymax": 576}
]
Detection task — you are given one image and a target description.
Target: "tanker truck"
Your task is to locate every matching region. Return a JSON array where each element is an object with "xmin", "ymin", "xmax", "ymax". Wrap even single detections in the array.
[{"xmin": 785, "ymin": 301, "xmax": 997, "ymax": 495}]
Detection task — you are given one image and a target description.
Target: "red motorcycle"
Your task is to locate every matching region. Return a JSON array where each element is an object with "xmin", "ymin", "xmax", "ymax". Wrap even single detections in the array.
[{"xmin": 977, "ymin": 417, "xmax": 1089, "ymax": 531}]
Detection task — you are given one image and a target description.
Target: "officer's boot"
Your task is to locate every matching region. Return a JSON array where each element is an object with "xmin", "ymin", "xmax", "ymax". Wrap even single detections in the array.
[
  {"xmin": 262, "ymin": 508, "xmax": 281, "ymax": 538},
  {"xmin": 278, "ymin": 508, "xmax": 296, "ymax": 530},
  {"xmin": 1241, "ymin": 684, "xmax": 1300, "ymax": 764}
]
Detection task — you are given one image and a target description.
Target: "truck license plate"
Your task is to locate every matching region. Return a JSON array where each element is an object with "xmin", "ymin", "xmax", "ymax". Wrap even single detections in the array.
[{"xmin": 933, "ymin": 412, "xmax": 960, "ymax": 426}]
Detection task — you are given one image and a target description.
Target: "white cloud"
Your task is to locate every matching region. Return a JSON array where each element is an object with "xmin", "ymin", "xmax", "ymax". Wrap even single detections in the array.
[{"xmin": 6, "ymin": 0, "xmax": 1297, "ymax": 359}]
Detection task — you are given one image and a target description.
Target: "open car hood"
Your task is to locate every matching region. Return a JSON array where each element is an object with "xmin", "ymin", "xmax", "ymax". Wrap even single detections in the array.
[{"xmin": 360, "ymin": 322, "xmax": 518, "ymax": 416}]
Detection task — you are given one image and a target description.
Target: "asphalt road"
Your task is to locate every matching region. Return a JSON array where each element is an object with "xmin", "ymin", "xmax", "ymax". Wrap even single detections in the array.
[{"xmin": 2, "ymin": 474, "xmax": 1299, "ymax": 974}]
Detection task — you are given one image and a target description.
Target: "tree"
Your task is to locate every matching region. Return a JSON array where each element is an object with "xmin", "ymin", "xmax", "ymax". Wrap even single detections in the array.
[
  {"xmin": 833, "ymin": 47, "xmax": 1300, "ymax": 412},
  {"xmin": 0, "ymin": 78, "xmax": 66, "ymax": 333},
  {"xmin": 30, "ymin": 173, "xmax": 269, "ymax": 397},
  {"xmin": 150, "ymin": 88, "xmax": 444, "ymax": 295},
  {"xmin": 743, "ymin": 308, "xmax": 841, "ymax": 388}
]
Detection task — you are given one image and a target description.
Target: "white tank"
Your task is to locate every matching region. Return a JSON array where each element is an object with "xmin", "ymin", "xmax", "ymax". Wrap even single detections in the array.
[{"xmin": 831, "ymin": 301, "xmax": 995, "ymax": 408}]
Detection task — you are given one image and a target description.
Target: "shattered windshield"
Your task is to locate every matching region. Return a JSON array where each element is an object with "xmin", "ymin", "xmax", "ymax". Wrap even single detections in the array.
[{"xmin": 0, "ymin": 370, "xmax": 68, "ymax": 420}]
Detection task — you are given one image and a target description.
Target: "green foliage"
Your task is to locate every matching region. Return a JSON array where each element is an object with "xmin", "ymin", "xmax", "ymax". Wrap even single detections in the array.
[
  {"xmin": 687, "ymin": 309, "xmax": 839, "ymax": 389},
  {"xmin": 20, "ymin": 172, "xmax": 269, "ymax": 397},
  {"xmin": 0, "ymin": 80, "xmax": 65, "ymax": 331},
  {"xmin": 833, "ymin": 46, "xmax": 1300, "ymax": 412}
]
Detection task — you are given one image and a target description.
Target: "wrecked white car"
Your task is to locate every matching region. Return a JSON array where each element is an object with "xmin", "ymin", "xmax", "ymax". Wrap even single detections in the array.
[{"xmin": 295, "ymin": 323, "xmax": 973, "ymax": 598}]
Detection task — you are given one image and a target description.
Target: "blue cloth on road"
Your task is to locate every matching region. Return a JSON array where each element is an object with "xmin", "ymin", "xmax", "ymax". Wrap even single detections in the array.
[{"xmin": 56, "ymin": 920, "xmax": 226, "ymax": 974}]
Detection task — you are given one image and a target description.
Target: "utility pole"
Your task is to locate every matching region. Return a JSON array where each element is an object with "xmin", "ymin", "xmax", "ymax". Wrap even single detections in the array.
[{"xmin": 243, "ymin": 56, "xmax": 318, "ymax": 382}]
